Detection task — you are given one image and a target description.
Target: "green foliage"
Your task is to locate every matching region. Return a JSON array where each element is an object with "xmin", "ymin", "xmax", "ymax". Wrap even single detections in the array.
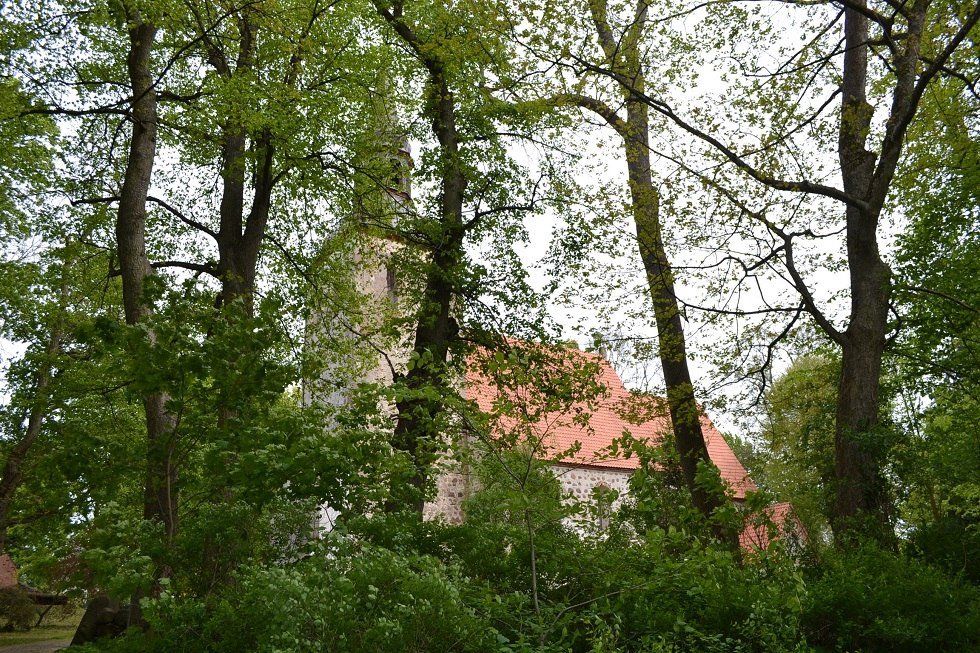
[
  {"xmin": 909, "ymin": 514, "xmax": 980, "ymax": 584},
  {"xmin": 620, "ymin": 434, "xmax": 705, "ymax": 536},
  {"xmin": 748, "ymin": 355, "xmax": 838, "ymax": 540},
  {"xmin": 618, "ymin": 432, "xmax": 743, "ymax": 542},
  {"xmin": 81, "ymin": 541, "xmax": 503, "ymax": 653},
  {"xmin": 0, "ymin": 587, "xmax": 36, "ymax": 632},
  {"xmin": 802, "ymin": 543, "xmax": 980, "ymax": 653},
  {"xmin": 0, "ymin": 77, "xmax": 57, "ymax": 240},
  {"xmin": 2, "ymin": 0, "xmax": 978, "ymax": 651},
  {"xmin": 889, "ymin": 74, "xmax": 980, "ymax": 566},
  {"xmin": 554, "ymin": 536, "xmax": 808, "ymax": 653}
]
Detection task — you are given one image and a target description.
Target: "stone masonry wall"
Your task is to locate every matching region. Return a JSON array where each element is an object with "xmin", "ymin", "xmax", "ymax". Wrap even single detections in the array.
[
  {"xmin": 424, "ymin": 464, "xmax": 633, "ymax": 525},
  {"xmin": 551, "ymin": 465, "xmax": 632, "ymax": 506},
  {"xmin": 423, "ymin": 470, "xmax": 471, "ymax": 524}
]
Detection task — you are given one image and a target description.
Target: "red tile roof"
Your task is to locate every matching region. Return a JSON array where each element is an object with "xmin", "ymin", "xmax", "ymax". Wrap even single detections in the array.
[
  {"xmin": 464, "ymin": 344, "xmax": 755, "ymax": 499},
  {"xmin": 739, "ymin": 502, "xmax": 808, "ymax": 550}
]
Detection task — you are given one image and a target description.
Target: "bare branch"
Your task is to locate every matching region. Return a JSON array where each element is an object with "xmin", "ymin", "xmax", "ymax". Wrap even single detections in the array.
[
  {"xmin": 149, "ymin": 261, "xmax": 218, "ymax": 276},
  {"xmin": 567, "ymin": 55, "xmax": 869, "ymax": 210},
  {"xmin": 146, "ymin": 196, "xmax": 217, "ymax": 239}
]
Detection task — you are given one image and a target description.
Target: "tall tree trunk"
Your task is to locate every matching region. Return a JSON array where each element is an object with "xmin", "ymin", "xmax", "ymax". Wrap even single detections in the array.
[
  {"xmin": 215, "ymin": 128, "xmax": 274, "ymax": 317},
  {"xmin": 830, "ymin": 0, "xmax": 894, "ymax": 544},
  {"xmin": 199, "ymin": 10, "xmax": 284, "ymax": 585},
  {"xmin": 579, "ymin": 0, "xmax": 734, "ymax": 544},
  {"xmin": 116, "ymin": 14, "xmax": 176, "ymax": 625},
  {"xmin": 624, "ymin": 103, "xmax": 729, "ymax": 535},
  {"xmin": 389, "ymin": 69, "xmax": 465, "ymax": 516},
  {"xmin": 373, "ymin": 3, "xmax": 466, "ymax": 517},
  {"xmin": 202, "ymin": 118, "xmax": 274, "ymax": 588}
]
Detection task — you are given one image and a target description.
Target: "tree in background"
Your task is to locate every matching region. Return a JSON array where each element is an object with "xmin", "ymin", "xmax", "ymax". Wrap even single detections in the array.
[
  {"xmin": 555, "ymin": 0, "xmax": 980, "ymax": 545},
  {"xmin": 367, "ymin": 0, "xmax": 551, "ymax": 517},
  {"xmin": 891, "ymin": 74, "xmax": 980, "ymax": 580},
  {"xmin": 556, "ymin": 0, "xmax": 734, "ymax": 542},
  {"xmin": 749, "ymin": 356, "xmax": 839, "ymax": 541}
]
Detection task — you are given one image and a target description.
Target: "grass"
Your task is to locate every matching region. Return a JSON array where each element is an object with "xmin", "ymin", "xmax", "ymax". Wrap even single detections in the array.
[
  {"xmin": 0, "ymin": 625, "xmax": 76, "ymax": 647},
  {"xmin": 0, "ymin": 605, "xmax": 80, "ymax": 648}
]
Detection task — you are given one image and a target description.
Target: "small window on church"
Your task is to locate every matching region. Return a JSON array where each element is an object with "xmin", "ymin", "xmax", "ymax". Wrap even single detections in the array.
[
  {"xmin": 592, "ymin": 483, "xmax": 617, "ymax": 531},
  {"xmin": 386, "ymin": 265, "xmax": 397, "ymax": 304}
]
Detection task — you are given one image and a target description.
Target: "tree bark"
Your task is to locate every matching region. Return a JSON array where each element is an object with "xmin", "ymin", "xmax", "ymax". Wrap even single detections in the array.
[
  {"xmin": 213, "ymin": 12, "xmax": 270, "ymax": 317},
  {"xmin": 374, "ymin": 3, "xmax": 466, "ymax": 516},
  {"xmin": 115, "ymin": 13, "xmax": 177, "ymax": 625},
  {"xmin": 390, "ymin": 71, "xmax": 465, "ymax": 516},
  {"xmin": 830, "ymin": 0, "xmax": 955, "ymax": 545},
  {"xmin": 580, "ymin": 0, "xmax": 734, "ymax": 544},
  {"xmin": 625, "ymin": 102, "xmax": 730, "ymax": 528},
  {"xmin": 829, "ymin": 0, "xmax": 906, "ymax": 545}
]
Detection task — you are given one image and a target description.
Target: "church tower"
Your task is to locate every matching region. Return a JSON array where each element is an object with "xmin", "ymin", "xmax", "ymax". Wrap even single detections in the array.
[
  {"xmin": 304, "ymin": 79, "xmax": 417, "ymax": 408},
  {"xmin": 302, "ymin": 79, "xmax": 421, "ymax": 533}
]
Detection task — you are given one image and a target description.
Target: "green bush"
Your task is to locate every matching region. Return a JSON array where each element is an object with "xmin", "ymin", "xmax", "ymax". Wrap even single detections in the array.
[
  {"xmin": 0, "ymin": 586, "xmax": 36, "ymax": 631},
  {"xmin": 802, "ymin": 543, "xmax": 980, "ymax": 652},
  {"xmin": 80, "ymin": 540, "xmax": 505, "ymax": 653},
  {"xmin": 558, "ymin": 533, "xmax": 810, "ymax": 653},
  {"xmin": 910, "ymin": 516, "xmax": 980, "ymax": 583}
]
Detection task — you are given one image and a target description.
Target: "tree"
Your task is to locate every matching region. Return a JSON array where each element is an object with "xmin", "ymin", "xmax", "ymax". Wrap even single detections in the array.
[
  {"xmin": 890, "ymin": 74, "xmax": 980, "ymax": 577},
  {"xmin": 2, "ymin": 0, "xmax": 390, "ymax": 609},
  {"xmin": 0, "ymin": 79, "xmax": 60, "ymax": 554},
  {"xmin": 0, "ymin": 250, "xmax": 70, "ymax": 554},
  {"xmin": 111, "ymin": 3, "xmax": 178, "ymax": 621},
  {"xmin": 367, "ymin": 0, "xmax": 546, "ymax": 516},
  {"xmin": 545, "ymin": 0, "xmax": 734, "ymax": 542},
  {"xmin": 750, "ymin": 355, "xmax": 839, "ymax": 540},
  {"xmin": 551, "ymin": 0, "xmax": 979, "ymax": 545}
]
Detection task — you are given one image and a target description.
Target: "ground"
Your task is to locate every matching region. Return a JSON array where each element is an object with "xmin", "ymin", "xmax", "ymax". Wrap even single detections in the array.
[
  {"xmin": 0, "ymin": 640, "xmax": 70, "ymax": 653},
  {"xmin": 0, "ymin": 607, "xmax": 79, "ymax": 652}
]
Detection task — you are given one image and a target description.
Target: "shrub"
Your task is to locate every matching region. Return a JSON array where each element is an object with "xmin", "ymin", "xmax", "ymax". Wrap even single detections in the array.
[
  {"xmin": 0, "ymin": 586, "xmax": 36, "ymax": 631},
  {"xmin": 79, "ymin": 540, "xmax": 505, "ymax": 653},
  {"xmin": 802, "ymin": 543, "xmax": 980, "ymax": 652}
]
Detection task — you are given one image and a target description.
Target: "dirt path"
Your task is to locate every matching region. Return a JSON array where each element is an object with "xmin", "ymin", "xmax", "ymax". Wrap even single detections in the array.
[{"xmin": 0, "ymin": 639, "xmax": 71, "ymax": 653}]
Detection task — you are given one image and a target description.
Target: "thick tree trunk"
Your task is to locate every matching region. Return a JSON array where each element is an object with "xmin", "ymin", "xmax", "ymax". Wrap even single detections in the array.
[
  {"xmin": 389, "ymin": 66, "xmax": 465, "ymax": 516},
  {"xmin": 831, "ymin": 2, "xmax": 894, "ymax": 545},
  {"xmin": 200, "ymin": 22, "xmax": 275, "ymax": 584},
  {"xmin": 371, "ymin": 2, "xmax": 466, "ymax": 516},
  {"xmin": 115, "ymin": 15, "xmax": 177, "ymax": 625},
  {"xmin": 215, "ymin": 127, "xmax": 271, "ymax": 316}
]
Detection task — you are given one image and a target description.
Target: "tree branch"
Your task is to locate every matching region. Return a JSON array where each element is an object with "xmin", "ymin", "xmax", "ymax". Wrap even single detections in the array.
[
  {"xmin": 900, "ymin": 284, "xmax": 980, "ymax": 315},
  {"xmin": 147, "ymin": 196, "xmax": 217, "ymax": 239},
  {"xmin": 149, "ymin": 261, "xmax": 217, "ymax": 276},
  {"xmin": 553, "ymin": 93, "xmax": 629, "ymax": 138},
  {"xmin": 566, "ymin": 55, "xmax": 870, "ymax": 211}
]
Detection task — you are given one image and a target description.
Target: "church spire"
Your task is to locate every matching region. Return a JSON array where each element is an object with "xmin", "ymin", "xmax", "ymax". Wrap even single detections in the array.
[{"xmin": 365, "ymin": 73, "xmax": 413, "ymax": 210}]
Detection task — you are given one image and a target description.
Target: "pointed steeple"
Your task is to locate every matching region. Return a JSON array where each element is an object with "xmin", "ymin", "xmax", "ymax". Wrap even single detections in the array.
[{"xmin": 364, "ymin": 73, "xmax": 414, "ymax": 212}]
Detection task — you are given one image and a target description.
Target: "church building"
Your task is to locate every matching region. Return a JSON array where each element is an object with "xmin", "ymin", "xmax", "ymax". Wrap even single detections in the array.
[{"xmin": 309, "ymin": 104, "xmax": 799, "ymax": 550}]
